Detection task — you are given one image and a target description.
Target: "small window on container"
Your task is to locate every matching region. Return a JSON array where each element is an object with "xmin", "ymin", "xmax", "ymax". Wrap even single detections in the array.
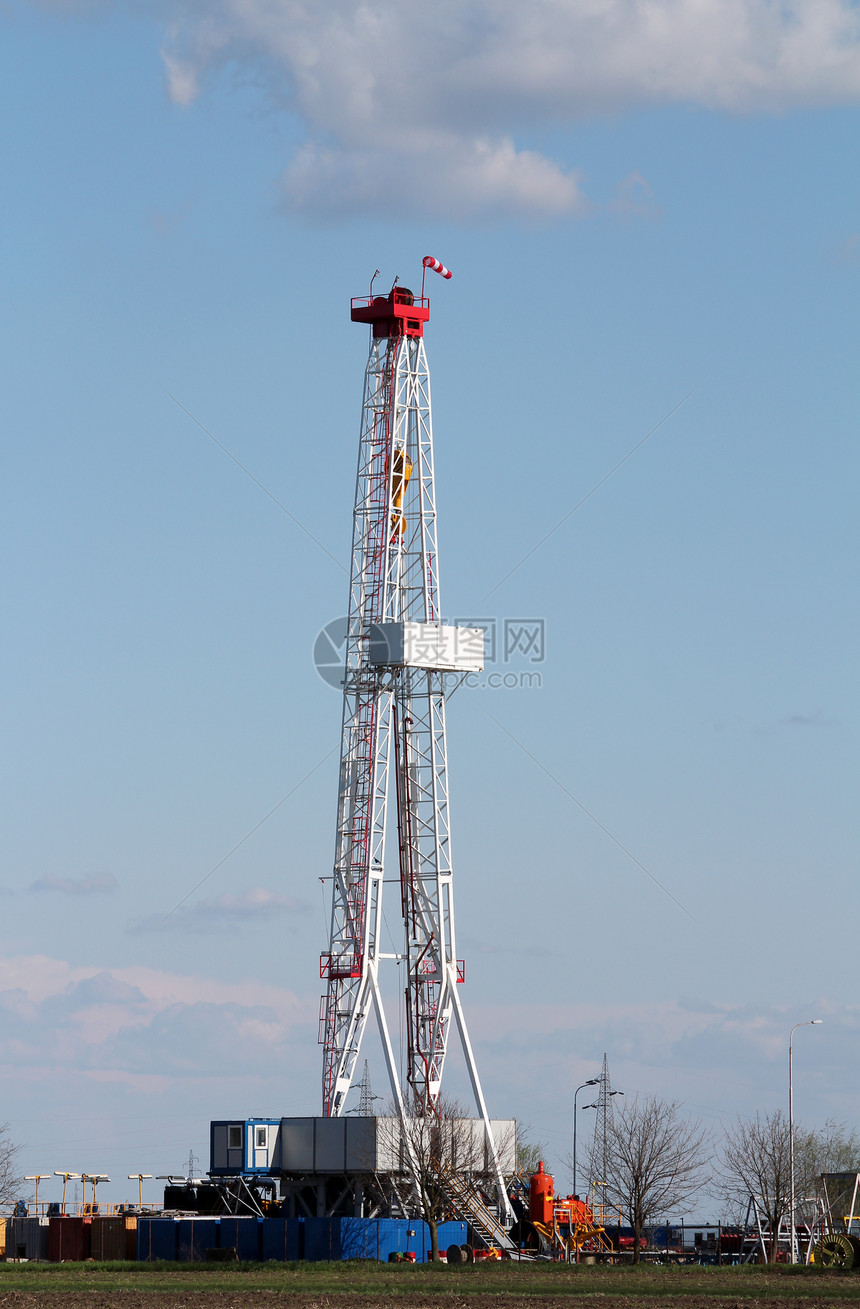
[
  {"xmin": 228, "ymin": 1125, "xmax": 242, "ymax": 1150},
  {"xmin": 256, "ymin": 1125, "xmax": 268, "ymax": 1149}
]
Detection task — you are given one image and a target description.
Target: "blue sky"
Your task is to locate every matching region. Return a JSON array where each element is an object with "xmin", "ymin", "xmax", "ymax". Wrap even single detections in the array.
[{"xmin": 0, "ymin": 0, "xmax": 857, "ymax": 1211}]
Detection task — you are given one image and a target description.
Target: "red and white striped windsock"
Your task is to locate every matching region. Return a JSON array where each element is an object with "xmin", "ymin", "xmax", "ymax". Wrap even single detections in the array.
[{"xmin": 422, "ymin": 255, "xmax": 452, "ymax": 279}]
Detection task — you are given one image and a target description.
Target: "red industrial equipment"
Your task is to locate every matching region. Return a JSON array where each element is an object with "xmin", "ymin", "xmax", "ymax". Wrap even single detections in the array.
[
  {"xmin": 521, "ymin": 1162, "xmax": 606, "ymax": 1259},
  {"xmin": 529, "ymin": 1162, "xmax": 555, "ymax": 1225},
  {"xmin": 555, "ymin": 1195, "xmax": 594, "ymax": 1227}
]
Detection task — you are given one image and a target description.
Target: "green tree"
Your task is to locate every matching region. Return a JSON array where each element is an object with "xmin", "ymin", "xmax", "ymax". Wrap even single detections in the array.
[{"xmin": 515, "ymin": 1122, "xmax": 548, "ymax": 1177}]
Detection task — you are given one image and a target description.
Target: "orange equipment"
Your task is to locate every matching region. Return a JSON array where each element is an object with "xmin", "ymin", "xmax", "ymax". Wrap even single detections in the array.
[
  {"xmin": 389, "ymin": 447, "xmax": 412, "ymax": 535},
  {"xmin": 525, "ymin": 1164, "xmax": 610, "ymax": 1259},
  {"xmin": 555, "ymin": 1194, "xmax": 594, "ymax": 1227},
  {"xmin": 529, "ymin": 1161, "xmax": 554, "ymax": 1226}
]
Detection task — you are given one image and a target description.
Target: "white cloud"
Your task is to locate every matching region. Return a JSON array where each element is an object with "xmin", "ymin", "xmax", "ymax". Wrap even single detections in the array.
[
  {"xmin": 0, "ymin": 948, "xmax": 851, "ymax": 1187},
  {"xmin": 0, "ymin": 953, "xmax": 313, "ymax": 1079},
  {"xmin": 282, "ymin": 138, "xmax": 586, "ymax": 222},
  {"xmin": 153, "ymin": 0, "xmax": 860, "ymax": 220},
  {"xmin": 29, "ymin": 872, "xmax": 118, "ymax": 896},
  {"xmin": 160, "ymin": 46, "xmax": 200, "ymax": 106},
  {"xmin": 131, "ymin": 885, "xmax": 309, "ymax": 934},
  {"xmin": 464, "ymin": 994, "xmax": 849, "ymax": 1148}
]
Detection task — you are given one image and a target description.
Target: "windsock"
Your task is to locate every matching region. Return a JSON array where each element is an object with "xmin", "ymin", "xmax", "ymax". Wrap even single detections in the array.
[{"xmin": 422, "ymin": 256, "xmax": 452, "ymax": 279}]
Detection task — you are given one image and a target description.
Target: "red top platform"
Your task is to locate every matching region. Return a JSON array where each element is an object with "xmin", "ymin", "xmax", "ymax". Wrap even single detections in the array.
[{"xmin": 351, "ymin": 286, "xmax": 430, "ymax": 339}]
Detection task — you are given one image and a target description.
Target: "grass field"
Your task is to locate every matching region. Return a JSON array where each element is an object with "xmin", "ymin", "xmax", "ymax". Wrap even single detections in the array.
[{"xmin": 2, "ymin": 1261, "xmax": 860, "ymax": 1307}]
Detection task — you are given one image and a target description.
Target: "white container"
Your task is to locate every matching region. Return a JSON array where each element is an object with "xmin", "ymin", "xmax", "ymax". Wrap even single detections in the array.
[{"xmin": 369, "ymin": 623, "xmax": 484, "ymax": 672}]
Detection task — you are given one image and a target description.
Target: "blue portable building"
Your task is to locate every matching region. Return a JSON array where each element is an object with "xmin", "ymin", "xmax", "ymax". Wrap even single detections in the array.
[{"xmin": 210, "ymin": 1118, "xmax": 280, "ymax": 1175}]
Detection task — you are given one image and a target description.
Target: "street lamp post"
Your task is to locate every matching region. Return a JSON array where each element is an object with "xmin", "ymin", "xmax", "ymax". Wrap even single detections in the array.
[
  {"xmin": 128, "ymin": 1174, "xmax": 153, "ymax": 1209},
  {"xmin": 90, "ymin": 1174, "xmax": 109, "ymax": 1210},
  {"xmin": 789, "ymin": 1019, "xmax": 823, "ymax": 1263},
  {"xmin": 53, "ymin": 1171, "xmax": 80, "ymax": 1215},
  {"xmin": 572, "ymin": 1079, "xmax": 599, "ymax": 1197},
  {"xmin": 24, "ymin": 1176, "xmax": 50, "ymax": 1214}
]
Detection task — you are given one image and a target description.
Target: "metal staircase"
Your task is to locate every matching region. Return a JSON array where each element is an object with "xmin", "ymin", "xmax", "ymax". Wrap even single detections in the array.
[{"xmin": 440, "ymin": 1170, "xmax": 517, "ymax": 1252}]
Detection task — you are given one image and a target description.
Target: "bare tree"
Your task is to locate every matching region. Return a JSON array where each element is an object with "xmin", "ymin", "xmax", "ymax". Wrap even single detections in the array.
[
  {"xmin": 719, "ymin": 1109, "xmax": 791, "ymax": 1262},
  {"xmin": 378, "ymin": 1097, "xmax": 503, "ymax": 1261},
  {"xmin": 599, "ymin": 1095, "xmax": 710, "ymax": 1263},
  {"xmin": 0, "ymin": 1123, "xmax": 23, "ymax": 1206}
]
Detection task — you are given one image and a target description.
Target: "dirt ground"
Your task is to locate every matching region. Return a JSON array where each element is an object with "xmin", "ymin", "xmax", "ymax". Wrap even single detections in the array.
[
  {"xmin": 4, "ymin": 1263, "xmax": 860, "ymax": 1307},
  {"xmin": 4, "ymin": 1297, "xmax": 860, "ymax": 1308}
]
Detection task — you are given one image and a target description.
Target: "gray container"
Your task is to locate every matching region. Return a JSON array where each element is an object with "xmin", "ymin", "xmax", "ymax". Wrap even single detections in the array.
[
  {"xmin": 7, "ymin": 1216, "xmax": 50, "ymax": 1261},
  {"xmin": 314, "ymin": 1117, "xmax": 347, "ymax": 1171},
  {"xmin": 279, "ymin": 1118, "xmax": 315, "ymax": 1171},
  {"xmin": 276, "ymin": 1116, "xmax": 517, "ymax": 1175}
]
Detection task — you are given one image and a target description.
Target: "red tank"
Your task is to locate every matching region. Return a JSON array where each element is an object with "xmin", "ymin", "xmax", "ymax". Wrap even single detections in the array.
[{"xmin": 529, "ymin": 1161, "xmax": 554, "ymax": 1225}]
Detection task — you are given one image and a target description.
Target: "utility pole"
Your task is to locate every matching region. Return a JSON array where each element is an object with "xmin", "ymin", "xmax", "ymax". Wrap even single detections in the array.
[
  {"xmin": 572, "ymin": 1080, "xmax": 599, "ymax": 1196},
  {"xmin": 789, "ymin": 1019, "xmax": 822, "ymax": 1262}
]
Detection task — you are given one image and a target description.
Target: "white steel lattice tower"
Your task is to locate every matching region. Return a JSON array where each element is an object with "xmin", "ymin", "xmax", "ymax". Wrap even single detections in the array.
[{"xmin": 319, "ymin": 271, "xmax": 504, "ymax": 1186}]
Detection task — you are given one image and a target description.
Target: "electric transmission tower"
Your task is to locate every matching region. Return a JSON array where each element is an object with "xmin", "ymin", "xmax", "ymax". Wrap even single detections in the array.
[
  {"xmin": 318, "ymin": 261, "xmax": 504, "ymax": 1195},
  {"xmin": 589, "ymin": 1053, "xmax": 623, "ymax": 1212},
  {"xmin": 356, "ymin": 1060, "xmax": 377, "ymax": 1116}
]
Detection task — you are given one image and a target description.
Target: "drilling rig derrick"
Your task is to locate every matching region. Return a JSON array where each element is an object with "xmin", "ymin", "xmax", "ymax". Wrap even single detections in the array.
[{"xmin": 318, "ymin": 266, "xmax": 507, "ymax": 1216}]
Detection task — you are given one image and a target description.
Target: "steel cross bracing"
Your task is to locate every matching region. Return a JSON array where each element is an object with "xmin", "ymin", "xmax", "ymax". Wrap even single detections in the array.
[{"xmin": 319, "ymin": 296, "xmax": 508, "ymax": 1214}]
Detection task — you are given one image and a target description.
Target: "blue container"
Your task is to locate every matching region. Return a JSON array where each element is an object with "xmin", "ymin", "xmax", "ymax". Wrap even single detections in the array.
[
  {"xmin": 261, "ymin": 1217, "xmax": 301, "ymax": 1261},
  {"xmin": 339, "ymin": 1217, "xmax": 381, "ymax": 1260},
  {"xmin": 297, "ymin": 1217, "xmax": 468, "ymax": 1263},
  {"xmin": 374, "ymin": 1219, "xmax": 407, "ymax": 1263},
  {"xmin": 178, "ymin": 1217, "xmax": 221, "ymax": 1261},
  {"xmin": 436, "ymin": 1221, "xmax": 468, "ymax": 1258},
  {"xmin": 137, "ymin": 1214, "xmax": 469, "ymax": 1264},
  {"xmin": 303, "ymin": 1216, "xmax": 339, "ymax": 1261},
  {"xmin": 219, "ymin": 1217, "xmax": 263, "ymax": 1260},
  {"xmin": 137, "ymin": 1218, "xmax": 179, "ymax": 1262}
]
